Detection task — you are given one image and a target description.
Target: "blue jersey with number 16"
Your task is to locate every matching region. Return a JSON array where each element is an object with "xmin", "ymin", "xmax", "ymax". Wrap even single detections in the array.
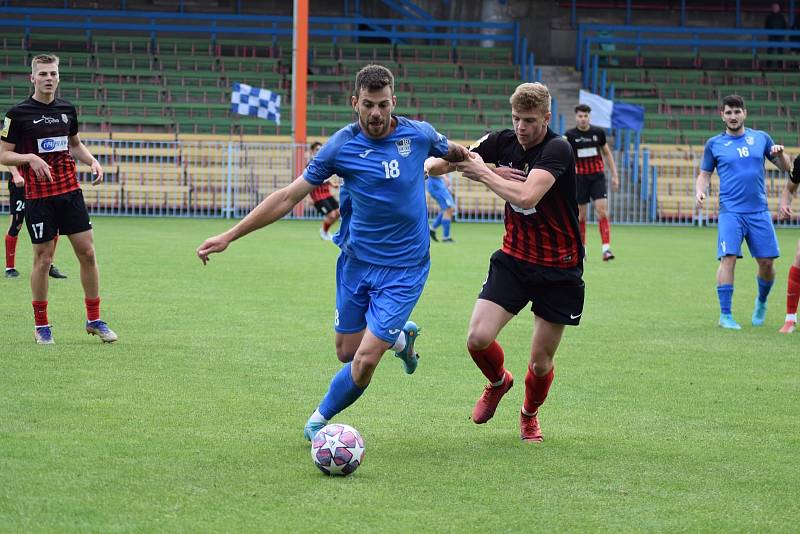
[
  {"xmin": 700, "ymin": 127, "xmax": 775, "ymax": 213},
  {"xmin": 304, "ymin": 116, "xmax": 449, "ymax": 266}
]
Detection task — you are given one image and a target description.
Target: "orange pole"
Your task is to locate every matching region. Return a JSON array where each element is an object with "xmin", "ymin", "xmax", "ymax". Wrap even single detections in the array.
[
  {"xmin": 293, "ymin": 0, "xmax": 308, "ymax": 151},
  {"xmin": 292, "ymin": 0, "xmax": 309, "ymax": 218}
]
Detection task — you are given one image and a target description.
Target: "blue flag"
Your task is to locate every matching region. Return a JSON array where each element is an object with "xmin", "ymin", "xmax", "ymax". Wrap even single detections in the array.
[
  {"xmin": 231, "ymin": 82, "xmax": 281, "ymax": 125},
  {"xmin": 579, "ymin": 90, "xmax": 644, "ymax": 131}
]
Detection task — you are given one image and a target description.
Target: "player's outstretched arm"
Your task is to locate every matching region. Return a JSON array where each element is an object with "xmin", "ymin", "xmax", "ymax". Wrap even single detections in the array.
[
  {"xmin": 695, "ymin": 170, "xmax": 711, "ymax": 209},
  {"xmin": 425, "ymin": 143, "xmax": 470, "ymax": 176},
  {"xmin": 69, "ymin": 134, "xmax": 103, "ymax": 184},
  {"xmin": 196, "ymin": 175, "xmax": 315, "ymax": 265},
  {"xmin": 424, "ymin": 156, "xmax": 452, "ymax": 177}
]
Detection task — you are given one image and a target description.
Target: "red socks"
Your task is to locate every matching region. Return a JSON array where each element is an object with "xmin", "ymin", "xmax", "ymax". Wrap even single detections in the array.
[
  {"xmin": 788, "ymin": 265, "xmax": 800, "ymax": 316},
  {"xmin": 468, "ymin": 340, "xmax": 506, "ymax": 384},
  {"xmin": 322, "ymin": 221, "xmax": 331, "ymax": 232},
  {"xmin": 32, "ymin": 298, "xmax": 101, "ymax": 326},
  {"xmin": 5, "ymin": 234, "xmax": 17, "ymax": 269},
  {"xmin": 85, "ymin": 297, "xmax": 101, "ymax": 322},
  {"xmin": 523, "ymin": 367, "xmax": 554, "ymax": 415},
  {"xmin": 32, "ymin": 301, "xmax": 49, "ymax": 326},
  {"xmin": 598, "ymin": 217, "xmax": 611, "ymax": 246}
]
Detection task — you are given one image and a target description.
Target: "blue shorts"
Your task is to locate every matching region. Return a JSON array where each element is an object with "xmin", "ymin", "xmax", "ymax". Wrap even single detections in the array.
[
  {"xmin": 335, "ymin": 253, "xmax": 430, "ymax": 344},
  {"xmin": 428, "ymin": 184, "xmax": 454, "ymax": 210},
  {"xmin": 717, "ymin": 210, "xmax": 780, "ymax": 259}
]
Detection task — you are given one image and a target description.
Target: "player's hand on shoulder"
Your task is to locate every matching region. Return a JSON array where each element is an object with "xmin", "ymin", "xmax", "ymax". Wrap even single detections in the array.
[
  {"xmin": 197, "ymin": 234, "xmax": 230, "ymax": 265},
  {"xmin": 493, "ymin": 166, "xmax": 527, "ymax": 182}
]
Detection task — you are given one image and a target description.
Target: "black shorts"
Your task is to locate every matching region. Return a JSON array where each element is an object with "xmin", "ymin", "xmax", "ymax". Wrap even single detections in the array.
[
  {"xmin": 9, "ymin": 183, "xmax": 25, "ymax": 216},
  {"xmin": 478, "ymin": 250, "xmax": 585, "ymax": 326},
  {"xmin": 576, "ymin": 172, "xmax": 607, "ymax": 204},
  {"xmin": 24, "ymin": 189, "xmax": 92, "ymax": 244},
  {"xmin": 314, "ymin": 197, "xmax": 339, "ymax": 216}
]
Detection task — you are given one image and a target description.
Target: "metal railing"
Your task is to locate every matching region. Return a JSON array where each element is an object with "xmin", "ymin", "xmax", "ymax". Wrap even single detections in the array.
[{"xmin": 2, "ymin": 140, "xmax": 797, "ymax": 228}]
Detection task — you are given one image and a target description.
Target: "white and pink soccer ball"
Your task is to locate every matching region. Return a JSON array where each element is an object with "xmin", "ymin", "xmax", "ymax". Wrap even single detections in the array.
[{"xmin": 310, "ymin": 424, "xmax": 365, "ymax": 476}]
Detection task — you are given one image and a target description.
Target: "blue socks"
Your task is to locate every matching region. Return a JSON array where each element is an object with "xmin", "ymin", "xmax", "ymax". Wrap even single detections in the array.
[
  {"xmin": 717, "ymin": 284, "xmax": 733, "ymax": 315},
  {"xmin": 432, "ymin": 212, "xmax": 443, "ymax": 229},
  {"xmin": 318, "ymin": 362, "xmax": 365, "ymax": 420},
  {"xmin": 442, "ymin": 219, "xmax": 451, "ymax": 239},
  {"xmin": 756, "ymin": 277, "xmax": 774, "ymax": 304}
]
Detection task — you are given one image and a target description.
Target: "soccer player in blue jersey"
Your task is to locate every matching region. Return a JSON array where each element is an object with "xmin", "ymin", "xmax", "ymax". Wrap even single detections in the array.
[
  {"xmin": 196, "ymin": 65, "xmax": 469, "ymax": 440},
  {"xmin": 695, "ymin": 94, "xmax": 791, "ymax": 330},
  {"xmin": 425, "ymin": 170, "xmax": 455, "ymax": 242}
]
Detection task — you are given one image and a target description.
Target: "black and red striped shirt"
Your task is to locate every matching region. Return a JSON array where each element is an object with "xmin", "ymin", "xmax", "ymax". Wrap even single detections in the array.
[
  {"xmin": 471, "ymin": 129, "xmax": 581, "ymax": 268},
  {"xmin": 1, "ymin": 97, "xmax": 80, "ymax": 200},
  {"xmin": 564, "ymin": 126, "xmax": 606, "ymax": 175},
  {"xmin": 309, "ymin": 183, "xmax": 332, "ymax": 202}
]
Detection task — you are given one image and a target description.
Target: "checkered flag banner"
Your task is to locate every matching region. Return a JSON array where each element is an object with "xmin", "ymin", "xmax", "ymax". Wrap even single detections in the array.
[{"xmin": 230, "ymin": 82, "xmax": 281, "ymax": 124}]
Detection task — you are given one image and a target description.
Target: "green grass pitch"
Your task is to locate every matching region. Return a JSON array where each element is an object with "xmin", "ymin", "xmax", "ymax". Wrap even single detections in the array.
[{"xmin": 1, "ymin": 217, "xmax": 798, "ymax": 532}]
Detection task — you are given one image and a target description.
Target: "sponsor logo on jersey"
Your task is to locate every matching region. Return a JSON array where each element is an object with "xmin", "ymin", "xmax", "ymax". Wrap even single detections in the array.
[
  {"xmin": 37, "ymin": 136, "xmax": 69, "ymax": 153},
  {"xmin": 395, "ymin": 137, "xmax": 411, "ymax": 157},
  {"xmin": 1, "ymin": 116, "xmax": 9, "ymax": 137},
  {"xmin": 358, "ymin": 149, "xmax": 374, "ymax": 158},
  {"xmin": 33, "ymin": 115, "xmax": 60, "ymax": 125}
]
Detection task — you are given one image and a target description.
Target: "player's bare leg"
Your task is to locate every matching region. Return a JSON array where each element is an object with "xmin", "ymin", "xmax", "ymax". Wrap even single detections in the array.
[
  {"xmin": 520, "ymin": 316, "xmax": 564, "ymax": 442},
  {"xmin": 335, "ymin": 330, "xmax": 365, "ymax": 363},
  {"xmin": 467, "ymin": 299, "xmax": 515, "ymax": 424},
  {"xmin": 69, "ymin": 230, "xmax": 117, "ymax": 342},
  {"xmin": 304, "ymin": 330, "xmax": 392, "ymax": 440},
  {"xmin": 31, "ymin": 240, "xmax": 55, "ymax": 344}
]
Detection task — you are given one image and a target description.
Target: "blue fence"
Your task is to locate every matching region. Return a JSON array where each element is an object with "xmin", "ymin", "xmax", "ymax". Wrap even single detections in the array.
[{"xmin": 0, "ymin": 7, "xmax": 526, "ymax": 66}]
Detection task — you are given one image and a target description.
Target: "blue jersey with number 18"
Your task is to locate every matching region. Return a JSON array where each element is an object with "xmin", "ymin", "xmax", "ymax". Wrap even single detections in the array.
[
  {"xmin": 304, "ymin": 116, "xmax": 449, "ymax": 266},
  {"xmin": 700, "ymin": 127, "xmax": 775, "ymax": 213}
]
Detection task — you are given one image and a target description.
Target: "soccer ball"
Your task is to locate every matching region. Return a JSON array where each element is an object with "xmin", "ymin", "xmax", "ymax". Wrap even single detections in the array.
[{"xmin": 310, "ymin": 423, "xmax": 365, "ymax": 476}]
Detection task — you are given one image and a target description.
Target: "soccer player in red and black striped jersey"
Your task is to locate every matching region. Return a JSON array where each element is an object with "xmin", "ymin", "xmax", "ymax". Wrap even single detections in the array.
[
  {"xmin": 306, "ymin": 141, "xmax": 340, "ymax": 240},
  {"xmin": 564, "ymin": 104, "xmax": 619, "ymax": 261},
  {"xmin": 0, "ymin": 54, "xmax": 117, "ymax": 344},
  {"xmin": 426, "ymin": 82, "xmax": 584, "ymax": 442}
]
